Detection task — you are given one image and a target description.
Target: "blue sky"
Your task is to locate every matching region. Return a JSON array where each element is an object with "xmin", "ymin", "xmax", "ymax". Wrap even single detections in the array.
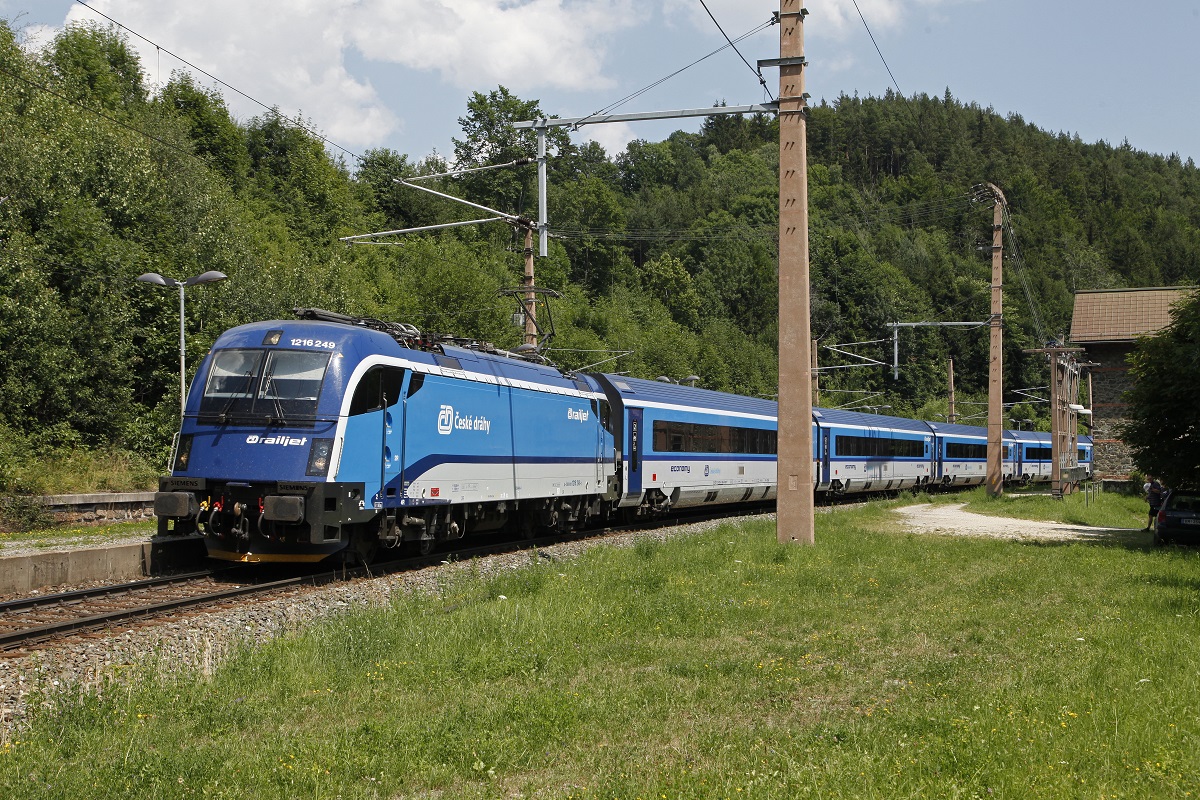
[{"xmin": 4, "ymin": 1, "xmax": 1198, "ymax": 165}]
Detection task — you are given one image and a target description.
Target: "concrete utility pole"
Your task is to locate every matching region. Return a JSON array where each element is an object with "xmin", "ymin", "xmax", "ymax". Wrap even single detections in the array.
[
  {"xmin": 522, "ymin": 225, "xmax": 537, "ymax": 346},
  {"xmin": 948, "ymin": 357, "xmax": 956, "ymax": 424},
  {"xmin": 1024, "ymin": 344, "xmax": 1085, "ymax": 495},
  {"xmin": 811, "ymin": 338, "xmax": 820, "ymax": 407},
  {"xmin": 771, "ymin": 1, "xmax": 814, "ymax": 545},
  {"xmin": 986, "ymin": 183, "xmax": 1006, "ymax": 498}
]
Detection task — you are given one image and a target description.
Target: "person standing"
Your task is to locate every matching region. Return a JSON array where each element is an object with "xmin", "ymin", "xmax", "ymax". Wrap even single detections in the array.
[{"xmin": 1145, "ymin": 476, "xmax": 1165, "ymax": 531}]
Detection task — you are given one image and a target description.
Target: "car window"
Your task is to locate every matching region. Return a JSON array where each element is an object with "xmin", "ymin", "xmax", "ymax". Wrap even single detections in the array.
[{"xmin": 1167, "ymin": 493, "xmax": 1200, "ymax": 512}]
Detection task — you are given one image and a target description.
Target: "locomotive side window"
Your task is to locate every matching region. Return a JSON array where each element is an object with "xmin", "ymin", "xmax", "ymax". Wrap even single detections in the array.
[{"xmin": 349, "ymin": 367, "xmax": 406, "ymax": 416}]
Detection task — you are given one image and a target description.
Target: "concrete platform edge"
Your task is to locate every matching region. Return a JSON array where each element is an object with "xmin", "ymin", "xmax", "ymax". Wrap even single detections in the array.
[{"xmin": 0, "ymin": 536, "xmax": 207, "ymax": 595}]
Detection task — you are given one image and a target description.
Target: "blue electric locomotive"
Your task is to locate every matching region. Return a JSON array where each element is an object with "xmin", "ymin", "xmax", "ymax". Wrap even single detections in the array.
[{"xmin": 153, "ymin": 310, "xmax": 1093, "ymax": 562}]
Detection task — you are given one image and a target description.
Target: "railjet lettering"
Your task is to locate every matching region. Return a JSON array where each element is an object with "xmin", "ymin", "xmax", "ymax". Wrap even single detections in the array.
[
  {"xmin": 245, "ymin": 435, "xmax": 308, "ymax": 447},
  {"xmin": 567, "ymin": 408, "xmax": 589, "ymax": 422},
  {"xmin": 436, "ymin": 404, "xmax": 491, "ymax": 435}
]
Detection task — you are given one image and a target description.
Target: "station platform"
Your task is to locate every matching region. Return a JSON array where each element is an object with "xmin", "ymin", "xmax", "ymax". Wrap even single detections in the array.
[{"xmin": 0, "ymin": 534, "xmax": 207, "ymax": 595}]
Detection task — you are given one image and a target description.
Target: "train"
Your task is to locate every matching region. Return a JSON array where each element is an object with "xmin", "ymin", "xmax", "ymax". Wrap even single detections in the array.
[{"xmin": 153, "ymin": 309, "xmax": 1092, "ymax": 563}]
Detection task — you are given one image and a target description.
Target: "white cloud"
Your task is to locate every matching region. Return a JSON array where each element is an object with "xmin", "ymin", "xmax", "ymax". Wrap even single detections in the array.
[
  {"xmin": 661, "ymin": 0, "xmax": 962, "ymax": 42},
  {"xmin": 578, "ymin": 121, "xmax": 636, "ymax": 156},
  {"xmin": 52, "ymin": 0, "xmax": 643, "ymax": 151}
]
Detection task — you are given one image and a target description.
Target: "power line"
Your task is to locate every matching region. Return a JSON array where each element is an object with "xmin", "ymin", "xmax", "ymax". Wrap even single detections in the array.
[
  {"xmin": 851, "ymin": 0, "xmax": 903, "ymax": 96},
  {"xmin": 70, "ymin": 0, "xmax": 362, "ymax": 161},
  {"xmin": 698, "ymin": 0, "xmax": 773, "ymax": 100},
  {"xmin": 572, "ymin": 18, "xmax": 776, "ymax": 129}
]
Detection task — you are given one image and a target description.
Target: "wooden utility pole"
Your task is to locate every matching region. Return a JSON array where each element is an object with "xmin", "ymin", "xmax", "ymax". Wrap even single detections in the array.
[
  {"xmin": 986, "ymin": 184, "xmax": 1006, "ymax": 497},
  {"xmin": 947, "ymin": 357, "xmax": 957, "ymax": 423},
  {"xmin": 773, "ymin": 1, "xmax": 814, "ymax": 544}
]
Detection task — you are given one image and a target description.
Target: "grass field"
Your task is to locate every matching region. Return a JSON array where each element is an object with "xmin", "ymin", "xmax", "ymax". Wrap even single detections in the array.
[{"xmin": 2, "ymin": 495, "xmax": 1196, "ymax": 799}]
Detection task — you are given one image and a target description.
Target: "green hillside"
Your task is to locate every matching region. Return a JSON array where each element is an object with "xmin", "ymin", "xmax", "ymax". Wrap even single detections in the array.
[{"xmin": 2, "ymin": 21, "xmax": 1198, "ymax": 488}]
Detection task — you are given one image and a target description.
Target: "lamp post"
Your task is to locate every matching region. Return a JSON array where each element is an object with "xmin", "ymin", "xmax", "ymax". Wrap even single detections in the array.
[{"xmin": 136, "ymin": 270, "xmax": 227, "ymax": 418}]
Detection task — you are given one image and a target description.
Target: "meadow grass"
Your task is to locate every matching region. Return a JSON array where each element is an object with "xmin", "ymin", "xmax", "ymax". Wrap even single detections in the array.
[
  {"xmin": 2, "ymin": 504, "xmax": 1197, "ymax": 799},
  {"xmin": 0, "ymin": 520, "xmax": 157, "ymax": 550}
]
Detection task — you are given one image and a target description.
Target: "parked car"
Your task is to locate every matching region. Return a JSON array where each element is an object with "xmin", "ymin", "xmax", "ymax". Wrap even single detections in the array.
[{"xmin": 1155, "ymin": 490, "xmax": 1200, "ymax": 546}]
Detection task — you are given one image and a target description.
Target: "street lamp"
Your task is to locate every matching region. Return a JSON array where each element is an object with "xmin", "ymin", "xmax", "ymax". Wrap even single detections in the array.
[{"xmin": 136, "ymin": 270, "xmax": 227, "ymax": 417}]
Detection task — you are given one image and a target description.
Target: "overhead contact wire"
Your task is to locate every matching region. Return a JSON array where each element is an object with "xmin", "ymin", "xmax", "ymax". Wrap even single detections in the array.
[{"xmin": 698, "ymin": 0, "xmax": 774, "ymax": 100}]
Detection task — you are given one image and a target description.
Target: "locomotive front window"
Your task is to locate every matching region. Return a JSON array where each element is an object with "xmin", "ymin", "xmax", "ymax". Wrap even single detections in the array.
[{"xmin": 199, "ymin": 348, "xmax": 331, "ymax": 425}]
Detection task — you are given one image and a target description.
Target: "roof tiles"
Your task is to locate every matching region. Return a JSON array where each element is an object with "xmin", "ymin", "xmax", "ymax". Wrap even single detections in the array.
[{"xmin": 1069, "ymin": 287, "xmax": 1195, "ymax": 343}]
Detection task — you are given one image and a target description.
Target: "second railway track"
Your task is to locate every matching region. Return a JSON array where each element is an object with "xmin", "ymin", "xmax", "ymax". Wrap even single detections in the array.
[{"xmin": 0, "ymin": 505, "xmax": 775, "ymax": 654}]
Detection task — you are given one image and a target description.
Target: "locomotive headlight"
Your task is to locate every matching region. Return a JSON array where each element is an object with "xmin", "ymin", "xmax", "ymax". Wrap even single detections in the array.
[
  {"xmin": 173, "ymin": 434, "xmax": 194, "ymax": 472},
  {"xmin": 306, "ymin": 438, "xmax": 334, "ymax": 477}
]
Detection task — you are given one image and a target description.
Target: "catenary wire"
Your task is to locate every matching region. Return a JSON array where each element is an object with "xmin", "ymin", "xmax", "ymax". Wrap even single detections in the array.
[
  {"xmin": 571, "ymin": 18, "xmax": 776, "ymax": 129},
  {"xmin": 697, "ymin": 0, "xmax": 773, "ymax": 99},
  {"xmin": 0, "ymin": 61, "xmax": 199, "ymax": 161},
  {"xmin": 851, "ymin": 0, "xmax": 903, "ymax": 96},
  {"xmin": 70, "ymin": 0, "xmax": 362, "ymax": 161}
]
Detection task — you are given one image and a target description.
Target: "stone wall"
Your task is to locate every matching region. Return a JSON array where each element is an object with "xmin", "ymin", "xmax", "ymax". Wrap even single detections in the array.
[
  {"xmin": 39, "ymin": 492, "xmax": 156, "ymax": 525},
  {"xmin": 1083, "ymin": 342, "xmax": 1136, "ymax": 478}
]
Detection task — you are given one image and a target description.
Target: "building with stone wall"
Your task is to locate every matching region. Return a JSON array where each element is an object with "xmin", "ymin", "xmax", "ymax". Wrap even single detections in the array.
[{"xmin": 1069, "ymin": 287, "xmax": 1194, "ymax": 478}]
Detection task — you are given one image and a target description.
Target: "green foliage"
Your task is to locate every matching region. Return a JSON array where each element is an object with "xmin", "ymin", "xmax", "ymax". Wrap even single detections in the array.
[
  {"xmin": 451, "ymin": 86, "xmax": 569, "ymax": 217},
  {"xmin": 1123, "ymin": 291, "xmax": 1200, "ymax": 488},
  {"xmin": 3, "ymin": 25, "xmax": 1200, "ymax": 487},
  {"xmin": 42, "ymin": 22, "xmax": 145, "ymax": 111}
]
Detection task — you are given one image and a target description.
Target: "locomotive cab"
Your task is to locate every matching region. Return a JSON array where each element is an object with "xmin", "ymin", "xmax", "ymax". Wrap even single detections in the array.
[{"xmin": 155, "ymin": 320, "xmax": 388, "ymax": 561}]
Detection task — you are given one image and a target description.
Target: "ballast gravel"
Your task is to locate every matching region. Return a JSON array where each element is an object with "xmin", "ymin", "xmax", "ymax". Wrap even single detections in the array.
[{"xmin": 0, "ymin": 515, "xmax": 760, "ymax": 739}]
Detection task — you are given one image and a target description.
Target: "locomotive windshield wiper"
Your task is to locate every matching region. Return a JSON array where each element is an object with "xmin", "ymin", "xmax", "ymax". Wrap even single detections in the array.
[
  {"xmin": 261, "ymin": 364, "xmax": 288, "ymax": 425},
  {"xmin": 218, "ymin": 369, "xmax": 256, "ymax": 424}
]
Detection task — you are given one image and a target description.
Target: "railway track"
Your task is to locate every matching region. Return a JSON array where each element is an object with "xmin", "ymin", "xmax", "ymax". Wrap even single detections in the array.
[{"xmin": 0, "ymin": 505, "xmax": 774, "ymax": 654}]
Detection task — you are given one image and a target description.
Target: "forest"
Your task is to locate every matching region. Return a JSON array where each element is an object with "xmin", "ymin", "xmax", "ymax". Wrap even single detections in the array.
[{"xmin": 2, "ymin": 20, "xmax": 1199, "ymax": 492}]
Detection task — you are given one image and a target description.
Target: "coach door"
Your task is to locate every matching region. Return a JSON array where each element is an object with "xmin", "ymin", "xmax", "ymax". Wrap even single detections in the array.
[
  {"xmin": 595, "ymin": 399, "xmax": 608, "ymax": 487},
  {"xmin": 820, "ymin": 425, "xmax": 832, "ymax": 486},
  {"xmin": 627, "ymin": 407, "xmax": 643, "ymax": 499},
  {"xmin": 866, "ymin": 428, "xmax": 883, "ymax": 485}
]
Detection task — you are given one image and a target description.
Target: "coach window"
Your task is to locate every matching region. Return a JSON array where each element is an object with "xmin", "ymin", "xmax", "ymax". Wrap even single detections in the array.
[{"xmin": 349, "ymin": 367, "xmax": 406, "ymax": 416}]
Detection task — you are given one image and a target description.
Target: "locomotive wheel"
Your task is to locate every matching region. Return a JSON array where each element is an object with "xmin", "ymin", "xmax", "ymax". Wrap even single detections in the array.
[
  {"xmin": 518, "ymin": 514, "xmax": 537, "ymax": 540},
  {"xmin": 349, "ymin": 525, "xmax": 380, "ymax": 565}
]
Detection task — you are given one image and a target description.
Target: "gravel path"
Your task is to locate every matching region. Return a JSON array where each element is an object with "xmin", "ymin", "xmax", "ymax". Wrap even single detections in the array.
[
  {"xmin": 0, "ymin": 516, "xmax": 759, "ymax": 739},
  {"xmin": 894, "ymin": 502, "xmax": 1141, "ymax": 543}
]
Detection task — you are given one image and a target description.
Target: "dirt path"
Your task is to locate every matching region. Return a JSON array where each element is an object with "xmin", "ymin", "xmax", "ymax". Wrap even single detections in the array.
[{"xmin": 894, "ymin": 502, "xmax": 1144, "ymax": 544}]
